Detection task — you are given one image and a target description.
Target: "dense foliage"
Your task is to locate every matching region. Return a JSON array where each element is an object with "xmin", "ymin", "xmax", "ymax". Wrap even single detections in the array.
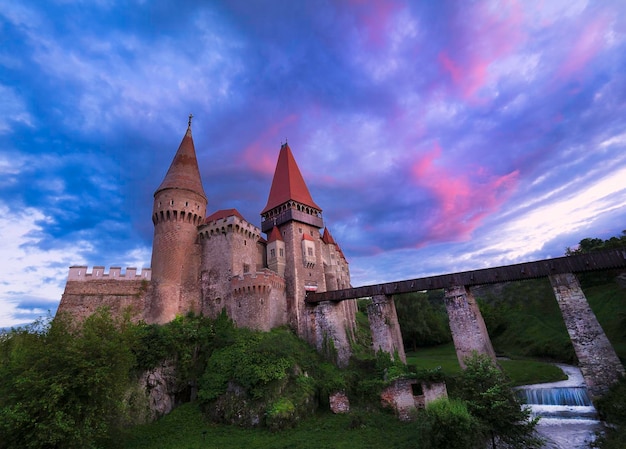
[
  {"xmin": 0, "ymin": 310, "xmax": 136, "ymax": 449},
  {"xmin": 394, "ymin": 291, "xmax": 451, "ymax": 350}
]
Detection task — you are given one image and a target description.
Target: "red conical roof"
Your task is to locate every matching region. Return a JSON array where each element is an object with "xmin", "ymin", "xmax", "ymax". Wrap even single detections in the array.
[
  {"xmin": 155, "ymin": 121, "xmax": 207, "ymax": 200},
  {"xmin": 267, "ymin": 226, "xmax": 283, "ymax": 243},
  {"xmin": 261, "ymin": 143, "xmax": 321, "ymax": 214},
  {"xmin": 322, "ymin": 227, "xmax": 336, "ymax": 245}
]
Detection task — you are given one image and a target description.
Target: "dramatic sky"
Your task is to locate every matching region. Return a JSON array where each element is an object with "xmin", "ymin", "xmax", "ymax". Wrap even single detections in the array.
[{"xmin": 2, "ymin": 0, "xmax": 626, "ymax": 328}]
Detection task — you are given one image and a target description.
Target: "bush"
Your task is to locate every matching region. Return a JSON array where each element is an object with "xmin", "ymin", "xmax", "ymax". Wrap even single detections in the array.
[{"xmin": 417, "ymin": 398, "xmax": 481, "ymax": 449}]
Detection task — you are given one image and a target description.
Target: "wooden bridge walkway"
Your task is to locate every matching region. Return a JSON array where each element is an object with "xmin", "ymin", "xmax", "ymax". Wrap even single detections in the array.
[{"xmin": 306, "ymin": 247, "xmax": 626, "ymax": 303}]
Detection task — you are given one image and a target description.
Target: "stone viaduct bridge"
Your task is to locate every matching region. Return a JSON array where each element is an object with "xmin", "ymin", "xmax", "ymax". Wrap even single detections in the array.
[{"xmin": 306, "ymin": 247, "xmax": 626, "ymax": 398}]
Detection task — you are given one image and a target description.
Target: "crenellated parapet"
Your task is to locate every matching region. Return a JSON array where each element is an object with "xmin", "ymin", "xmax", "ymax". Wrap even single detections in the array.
[
  {"xmin": 67, "ymin": 266, "xmax": 152, "ymax": 281},
  {"xmin": 231, "ymin": 269, "xmax": 285, "ymax": 295},
  {"xmin": 199, "ymin": 212, "xmax": 261, "ymax": 241}
]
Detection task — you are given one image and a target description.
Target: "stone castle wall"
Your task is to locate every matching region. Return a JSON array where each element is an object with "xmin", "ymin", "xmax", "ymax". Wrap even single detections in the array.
[
  {"xmin": 58, "ymin": 271, "xmax": 150, "ymax": 321},
  {"xmin": 230, "ymin": 270, "xmax": 287, "ymax": 330}
]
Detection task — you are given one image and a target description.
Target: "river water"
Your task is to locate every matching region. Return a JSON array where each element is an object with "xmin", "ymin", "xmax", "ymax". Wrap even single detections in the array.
[{"xmin": 516, "ymin": 364, "xmax": 604, "ymax": 449}]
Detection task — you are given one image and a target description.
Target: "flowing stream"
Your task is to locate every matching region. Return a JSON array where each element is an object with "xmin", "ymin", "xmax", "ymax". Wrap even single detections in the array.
[{"xmin": 515, "ymin": 364, "xmax": 603, "ymax": 449}]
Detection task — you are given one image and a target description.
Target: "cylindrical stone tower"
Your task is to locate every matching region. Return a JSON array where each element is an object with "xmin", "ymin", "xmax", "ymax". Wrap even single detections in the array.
[{"xmin": 148, "ymin": 116, "xmax": 207, "ymax": 323}]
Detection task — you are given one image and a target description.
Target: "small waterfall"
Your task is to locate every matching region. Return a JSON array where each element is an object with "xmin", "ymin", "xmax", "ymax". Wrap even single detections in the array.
[
  {"xmin": 517, "ymin": 387, "xmax": 592, "ymax": 406},
  {"xmin": 514, "ymin": 364, "xmax": 603, "ymax": 448}
]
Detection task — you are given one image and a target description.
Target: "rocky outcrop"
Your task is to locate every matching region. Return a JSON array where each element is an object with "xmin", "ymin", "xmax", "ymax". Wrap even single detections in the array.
[
  {"xmin": 329, "ymin": 391, "xmax": 350, "ymax": 414},
  {"xmin": 139, "ymin": 361, "xmax": 179, "ymax": 419}
]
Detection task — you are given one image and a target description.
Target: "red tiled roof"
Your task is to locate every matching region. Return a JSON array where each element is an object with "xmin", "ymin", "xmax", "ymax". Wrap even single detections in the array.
[
  {"xmin": 267, "ymin": 226, "xmax": 283, "ymax": 242},
  {"xmin": 322, "ymin": 227, "xmax": 336, "ymax": 245},
  {"xmin": 260, "ymin": 143, "xmax": 321, "ymax": 214},
  {"xmin": 205, "ymin": 208, "xmax": 245, "ymax": 223},
  {"xmin": 302, "ymin": 233, "xmax": 315, "ymax": 241},
  {"xmin": 155, "ymin": 125, "xmax": 207, "ymax": 200}
]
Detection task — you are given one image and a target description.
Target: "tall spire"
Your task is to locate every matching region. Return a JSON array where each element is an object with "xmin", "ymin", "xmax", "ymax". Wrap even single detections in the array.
[
  {"xmin": 261, "ymin": 143, "xmax": 320, "ymax": 214},
  {"xmin": 155, "ymin": 116, "xmax": 206, "ymax": 200}
]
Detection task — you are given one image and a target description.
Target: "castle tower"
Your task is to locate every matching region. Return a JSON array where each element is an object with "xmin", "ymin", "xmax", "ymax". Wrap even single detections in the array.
[
  {"xmin": 260, "ymin": 142, "xmax": 326, "ymax": 339},
  {"xmin": 148, "ymin": 116, "xmax": 207, "ymax": 323}
]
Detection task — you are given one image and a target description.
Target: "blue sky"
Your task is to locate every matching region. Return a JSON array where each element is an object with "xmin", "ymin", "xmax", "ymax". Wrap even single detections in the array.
[{"xmin": 1, "ymin": 0, "xmax": 626, "ymax": 328}]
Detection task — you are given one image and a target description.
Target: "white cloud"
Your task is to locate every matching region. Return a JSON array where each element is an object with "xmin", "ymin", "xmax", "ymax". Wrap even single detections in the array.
[
  {"xmin": 466, "ymin": 166, "xmax": 626, "ymax": 264},
  {"xmin": 0, "ymin": 204, "xmax": 84, "ymax": 327},
  {"xmin": 0, "ymin": 202, "xmax": 152, "ymax": 328}
]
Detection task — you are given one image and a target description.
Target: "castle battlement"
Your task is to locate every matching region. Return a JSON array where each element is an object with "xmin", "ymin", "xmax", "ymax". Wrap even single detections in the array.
[
  {"xmin": 67, "ymin": 266, "xmax": 152, "ymax": 281},
  {"xmin": 231, "ymin": 270, "xmax": 285, "ymax": 294},
  {"xmin": 199, "ymin": 213, "xmax": 261, "ymax": 241}
]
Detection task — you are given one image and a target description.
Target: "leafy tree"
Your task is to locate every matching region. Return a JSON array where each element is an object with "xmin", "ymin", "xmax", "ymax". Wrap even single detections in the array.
[
  {"xmin": 456, "ymin": 353, "xmax": 543, "ymax": 449},
  {"xmin": 566, "ymin": 231, "xmax": 626, "ymax": 255},
  {"xmin": 565, "ymin": 231, "xmax": 626, "ymax": 287},
  {"xmin": 0, "ymin": 309, "xmax": 136, "ymax": 449}
]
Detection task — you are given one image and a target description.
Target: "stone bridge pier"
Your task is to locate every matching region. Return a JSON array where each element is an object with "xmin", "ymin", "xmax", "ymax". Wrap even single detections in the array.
[
  {"xmin": 549, "ymin": 273, "xmax": 625, "ymax": 398},
  {"xmin": 444, "ymin": 285, "xmax": 497, "ymax": 368},
  {"xmin": 367, "ymin": 294, "xmax": 407, "ymax": 363}
]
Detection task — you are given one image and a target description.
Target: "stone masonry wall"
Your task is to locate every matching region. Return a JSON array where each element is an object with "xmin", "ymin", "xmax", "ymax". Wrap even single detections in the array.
[
  {"xmin": 444, "ymin": 285, "xmax": 496, "ymax": 368},
  {"xmin": 310, "ymin": 300, "xmax": 353, "ymax": 367},
  {"xmin": 58, "ymin": 279, "xmax": 149, "ymax": 321},
  {"xmin": 549, "ymin": 273, "xmax": 625, "ymax": 398},
  {"xmin": 367, "ymin": 294, "xmax": 407, "ymax": 363},
  {"xmin": 230, "ymin": 270, "xmax": 287, "ymax": 331},
  {"xmin": 149, "ymin": 189, "xmax": 206, "ymax": 324}
]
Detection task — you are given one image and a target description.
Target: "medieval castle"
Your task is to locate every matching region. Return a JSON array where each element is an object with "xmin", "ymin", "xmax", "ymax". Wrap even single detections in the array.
[{"xmin": 57, "ymin": 119, "xmax": 357, "ymax": 364}]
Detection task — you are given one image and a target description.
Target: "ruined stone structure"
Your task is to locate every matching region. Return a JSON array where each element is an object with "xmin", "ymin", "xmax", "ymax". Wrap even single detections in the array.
[{"xmin": 58, "ymin": 120, "xmax": 357, "ymax": 366}]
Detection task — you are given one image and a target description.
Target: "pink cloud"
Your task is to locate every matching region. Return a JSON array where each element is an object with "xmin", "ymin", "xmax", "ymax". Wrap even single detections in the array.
[
  {"xmin": 556, "ymin": 14, "xmax": 610, "ymax": 79},
  {"xmin": 241, "ymin": 114, "xmax": 299, "ymax": 175},
  {"xmin": 411, "ymin": 142, "xmax": 519, "ymax": 242},
  {"xmin": 346, "ymin": 0, "xmax": 404, "ymax": 48},
  {"xmin": 438, "ymin": 0, "xmax": 525, "ymax": 101}
]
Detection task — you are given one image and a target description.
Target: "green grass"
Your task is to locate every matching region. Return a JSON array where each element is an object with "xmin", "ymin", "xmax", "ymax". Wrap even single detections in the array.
[
  {"xmin": 407, "ymin": 343, "xmax": 462, "ymax": 375},
  {"xmin": 406, "ymin": 343, "xmax": 566, "ymax": 386},
  {"xmin": 585, "ymin": 282, "xmax": 626, "ymax": 362},
  {"xmin": 112, "ymin": 403, "xmax": 420, "ymax": 449}
]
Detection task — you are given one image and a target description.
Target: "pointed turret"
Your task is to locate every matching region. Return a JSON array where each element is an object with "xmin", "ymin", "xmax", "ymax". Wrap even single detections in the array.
[
  {"xmin": 260, "ymin": 143, "xmax": 323, "ymax": 232},
  {"xmin": 155, "ymin": 117, "xmax": 207, "ymax": 200},
  {"xmin": 148, "ymin": 116, "xmax": 208, "ymax": 324}
]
